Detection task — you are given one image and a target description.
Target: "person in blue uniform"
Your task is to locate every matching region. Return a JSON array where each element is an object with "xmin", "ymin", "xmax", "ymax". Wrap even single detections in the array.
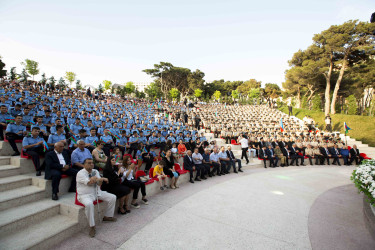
[
  {"xmin": 5, "ymin": 114, "xmax": 27, "ymax": 155},
  {"xmin": 22, "ymin": 127, "xmax": 46, "ymax": 176}
]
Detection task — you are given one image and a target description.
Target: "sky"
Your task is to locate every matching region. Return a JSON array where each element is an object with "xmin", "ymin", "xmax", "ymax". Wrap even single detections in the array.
[{"xmin": 0, "ymin": 0, "xmax": 373, "ymax": 88}]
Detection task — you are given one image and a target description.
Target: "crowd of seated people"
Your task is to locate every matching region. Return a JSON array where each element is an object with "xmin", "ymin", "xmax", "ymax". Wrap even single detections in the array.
[{"xmin": 0, "ymin": 82, "xmax": 368, "ymax": 197}]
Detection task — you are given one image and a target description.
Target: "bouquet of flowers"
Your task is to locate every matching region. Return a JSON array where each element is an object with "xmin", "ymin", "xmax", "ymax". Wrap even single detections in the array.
[{"xmin": 351, "ymin": 159, "xmax": 375, "ymax": 205}]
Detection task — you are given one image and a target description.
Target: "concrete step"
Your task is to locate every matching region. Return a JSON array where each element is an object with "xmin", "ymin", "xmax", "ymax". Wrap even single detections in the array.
[
  {"xmin": 0, "ymin": 214, "xmax": 78, "ymax": 250},
  {"xmin": 0, "ymin": 199, "xmax": 60, "ymax": 237},
  {"xmin": 0, "ymin": 141, "xmax": 22, "ymax": 156},
  {"xmin": 0, "ymin": 156, "xmax": 11, "ymax": 165},
  {"xmin": 0, "ymin": 165, "xmax": 21, "ymax": 178},
  {"xmin": 0, "ymin": 185, "xmax": 45, "ymax": 212},
  {"xmin": 0, "ymin": 175, "xmax": 32, "ymax": 192}
]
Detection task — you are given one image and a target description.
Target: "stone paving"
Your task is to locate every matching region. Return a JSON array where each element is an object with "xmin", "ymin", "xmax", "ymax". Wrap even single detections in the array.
[{"xmin": 53, "ymin": 165, "xmax": 375, "ymax": 250}]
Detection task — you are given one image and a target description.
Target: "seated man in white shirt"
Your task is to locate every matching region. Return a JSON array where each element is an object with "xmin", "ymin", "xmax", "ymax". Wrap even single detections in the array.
[{"xmin": 76, "ymin": 158, "xmax": 117, "ymax": 238}]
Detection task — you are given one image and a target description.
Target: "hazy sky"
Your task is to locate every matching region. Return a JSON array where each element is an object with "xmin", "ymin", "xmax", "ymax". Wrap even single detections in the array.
[{"xmin": 0, "ymin": 0, "xmax": 373, "ymax": 88}]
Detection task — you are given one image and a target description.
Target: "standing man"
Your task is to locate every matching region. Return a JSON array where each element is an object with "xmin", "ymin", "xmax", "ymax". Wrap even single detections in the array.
[
  {"xmin": 45, "ymin": 142, "xmax": 78, "ymax": 200},
  {"xmin": 238, "ymin": 135, "xmax": 249, "ymax": 164},
  {"xmin": 76, "ymin": 158, "xmax": 117, "ymax": 237}
]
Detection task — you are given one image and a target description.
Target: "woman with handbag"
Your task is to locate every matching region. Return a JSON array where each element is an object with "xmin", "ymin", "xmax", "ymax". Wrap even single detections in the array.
[{"xmin": 121, "ymin": 155, "xmax": 149, "ymax": 209}]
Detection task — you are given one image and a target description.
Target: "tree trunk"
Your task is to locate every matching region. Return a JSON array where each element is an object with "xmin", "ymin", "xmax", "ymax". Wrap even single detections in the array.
[
  {"xmin": 296, "ymin": 85, "xmax": 301, "ymax": 108},
  {"xmin": 324, "ymin": 54, "xmax": 334, "ymax": 116},
  {"xmin": 330, "ymin": 57, "xmax": 348, "ymax": 114}
]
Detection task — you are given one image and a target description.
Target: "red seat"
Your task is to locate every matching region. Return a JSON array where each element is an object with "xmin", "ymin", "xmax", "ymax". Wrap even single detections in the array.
[
  {"xmin": 75, "ymin": 191, "xmax": 103, "ymax": 206},
  {"xmin": 135, "ymin": 170, "xmax": 154, "ymax": 185},
  {"xmin": 360, "ymin": 153, "xmax": 372, "ymax": 160},
  {"xmin": 4, "ymin": 138, "xmax": 23, "ymax": 143},
  {"xmin": 231, "ymin": 139, "xmax": 240, "ymax": 145},
  {"xmin": 62, "ymin": 174, "xmax": 68, "ymax": 178},
  {"xmin": 21, "ymin": 150, "xmax": 31, "ymax": 159},
  {"xmin": 174, "ymin": 163, "xmax": 188, "ymax": 174}
]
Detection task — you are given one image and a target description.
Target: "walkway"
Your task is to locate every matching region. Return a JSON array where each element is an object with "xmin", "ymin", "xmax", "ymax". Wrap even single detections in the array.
[{"xmin": 53, "ymin": 166, "xmax": 375, "ymax": 250}]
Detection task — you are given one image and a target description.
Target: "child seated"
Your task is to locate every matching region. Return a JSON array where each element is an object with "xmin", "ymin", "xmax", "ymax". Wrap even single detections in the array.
[{"xmin": 153, "ymin": 160, "xmax": 168, "ymax": 190}]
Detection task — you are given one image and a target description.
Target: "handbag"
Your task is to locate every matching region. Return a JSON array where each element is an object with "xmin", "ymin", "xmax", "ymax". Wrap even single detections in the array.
[{"xmin": 139, "ymin": 176, "xmax": 150, "ymax": 182}]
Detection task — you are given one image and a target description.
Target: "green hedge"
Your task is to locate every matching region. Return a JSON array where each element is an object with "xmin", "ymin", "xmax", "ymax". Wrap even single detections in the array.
[{"xmin": 279, "ymin": 107, "xmax": 375, "ymax": 147}]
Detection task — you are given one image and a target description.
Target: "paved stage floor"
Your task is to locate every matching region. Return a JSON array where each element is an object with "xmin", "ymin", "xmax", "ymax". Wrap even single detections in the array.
[{"xmin": 53, "ymin": 165, "xmax": 375, "ymax": 250}]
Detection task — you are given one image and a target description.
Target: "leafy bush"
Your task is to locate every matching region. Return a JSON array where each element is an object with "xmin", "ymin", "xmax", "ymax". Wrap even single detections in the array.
[{"xmin": 347, "ymin": 95, "xmax": 357, "ymax": 115}]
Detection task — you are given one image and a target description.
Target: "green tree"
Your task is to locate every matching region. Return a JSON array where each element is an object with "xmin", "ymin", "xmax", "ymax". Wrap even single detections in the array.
[
  {"xmin": 143, "ymin": 62, "xmax": 204, "ymax": 98},
  {"xmin": 40, "ymin": 73, "xmax": 47, "ymax": 84},
  {"xmin": 237, "ymin": 79, "xmax": 261, "ymax": 94},
  {"xmin": 169, "ymin": 88, "xmax": 180, "ymax": 100},
  {"xmin": 301, "ymin": 96, "xmax": 308, "ymax": 109},
  {"xmin": 311, "ymin": 95, "xmax": 322, "ymax": 111},
  {"xmin": 264, "ymin": 83, "xmax": 281, "ymax": 100},
  {"xmin": 347, "ymin": 95, "xmax": 357, "ymax": 115},
  {"xmin": 103, "ymin": 80, "xmax": 112, "ymax": 91},
  {"xmin": 311, "ymin": 20, "xmax": 375, "ymax": 115},
  {"xmin": 124, "ymin": 81, "xmax": 136, "ymax": 94},
  {"xmin": 48, "ymin": 76, "xmax": 56, "ymax": 88},
  {"xmin": 9, "ymin": 67, "xmax": 17, "ymax": 81},
  {"xmin": 98, "ymin": 83, "xmax": 104, "ymax": 93},
  {"xmin": 22, "ymin": 59, "xmax": 39, "ymax": 80},
  {"xmin": 248, "ymin": 88, "xmax": 261, "ymax": 102},
  {"xmin": 65, "ymin": 72, "xmax": 76, "ymax": 87},
  {"xmin": 76, "ymin": 80, "xmax": 82, "ymax": 90},
  {"xmin": 135, "ymin": 90, "xmax": 146, "ymax": 98},
  {"xmin": 213, "ymin": 90, "xmax": 221, "ymax": 101},
  {"xmin": 18, "ymin": 69, "xmax": 30, "ymax": 82},
  {"xmin": 144, "ymin": 80, "xmax": 163, "ymax": 100},
  {"xmin": 0, "ymin": 58, "xmax": 6, "ymax": 78},
  {"xmin": 58, "ymin": 77, "xmax": 66, "ymax": 88},
  {"xmin": 231, "ymin": 89, "xmax": 239, "ymax": 99},
  {"xmin": 194, "ymin": 88, "xmax": 203, "ymax": 99}
]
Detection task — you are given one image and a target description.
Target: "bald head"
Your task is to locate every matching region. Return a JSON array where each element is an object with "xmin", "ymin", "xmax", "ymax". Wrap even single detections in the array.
[{"xmin": 54, "ymin": 142, "xmax": 64, "ymax": 153}]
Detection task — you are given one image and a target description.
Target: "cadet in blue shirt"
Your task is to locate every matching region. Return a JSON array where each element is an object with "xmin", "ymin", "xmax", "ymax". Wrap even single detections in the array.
[
  {"xmin": 5, "ymin": 114, "xmax": 27, "ymax": 155},
  {"xmin": 22, "ymin": 127, "xmax": 45, "ymax": 176},
  {"xmin": 116, "ymin": 130, "xmax": 129, "ymax": 154},
  {"xmin": 47, "ymin": 125, "xmax": 67, "ymax": 148},
  {"xmin": 100, "ymin": 129, "xmax": 114, "ymax": 156},
  {"xmin": 0, "ymin": 105, "xmax": 13, "ymax": 140},
  {"xmin": 85, "ymin": 128, "xmax": 99, "ymax": 152},
  {"xmin": 71, "ymin": 140, "xmax": 92, "ymax": 169}
]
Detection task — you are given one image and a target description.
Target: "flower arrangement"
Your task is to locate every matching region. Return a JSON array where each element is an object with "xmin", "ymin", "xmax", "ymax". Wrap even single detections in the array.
[{"xmin": 351, "ymin": 159, "xmax": 375, "ymax": 205}]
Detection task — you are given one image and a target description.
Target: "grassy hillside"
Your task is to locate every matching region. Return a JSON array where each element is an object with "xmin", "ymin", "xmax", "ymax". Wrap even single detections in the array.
[{"xmin": 278, "ymin": 106, "xmax": 375, "ymax": 147}]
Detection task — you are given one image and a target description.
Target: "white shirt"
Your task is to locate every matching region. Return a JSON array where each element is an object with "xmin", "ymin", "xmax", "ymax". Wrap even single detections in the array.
[
  {"xmin": 76, "ymin": 168, "xmax": 102, "ymax": 196},
  {"xmin": 55, "ymin": 150, "xmax": 66, "ymax": 166},
  {"xmin": 239, "ymin": 138, "xmax": 249, "ymax": 148}
]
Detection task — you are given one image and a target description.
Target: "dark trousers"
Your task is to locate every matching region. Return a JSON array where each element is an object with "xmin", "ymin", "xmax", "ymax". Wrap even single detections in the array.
[
  {"xmin": 26, "ymin": 147, "xmax": 45, "ymax": 171},
  {"xmin": 350, "ymin": 155, "xmax": 364, "ymax": 165},
  {"xmin": 142, "ymin": 154, "xmax": 154, "ymax": 172},
  {"xmin": 259, "ymin": 156, "xmax": 268, "ymax": 167},
  {"xmin": 0, "ymin": 124, "xmax": 5, "ymax": 140},
  {"xmin": 290, "ymin": 155, "xmax": 304, "ymax": 165},
  {"xmin": 219, "ymin": 160, "xmax": 228, "ymax": 174},
  {"xmin": 51, "ymin": 168, "xmax": 78, "ymax": 194},
  {"xmin": 123, "ymin": 179, "xmax": 146, "ymax": 199},
  {"xmin": 128, "ymin": 144, "xmax": 138, "ymax": 159},
  {"xmin": 5, "ymin": 132, "xmax": 23, "ymax": 153},
  {"xmin": 196, "ymin": 164, "xmax": 209, "ymax": 177},
  {"xmin": 103, "ymin": 144, "xmax": 114, "ymax": 157},
  {"xmin": 306, "ymin": 155, "xmax": 320, "ymax": 165},
  {"xmin": 184, "ymin": 164, "xmax": 200, "ymax": 180},
  {"xmin": 322, "ymin": 155, "xmax": 330, "ymax": 165},
  {"xmin": 331, "ymin": 155, "xmax": 341, "ymax": 165},
  {"xmin": 227, "ymin": 159, "xmax": 241, "ymax": 172},
  {"xmin": 269, "ymin": 156, "xmax": 279, "ymax": 167},
  {"xmin": 241, "ymin": 147, "xmax": 249, "ymax": 163},
  {"xmin": 201, "ymin": 163, "xmax": 211, "ymax": 177},
  {"xmin": 342, "ymin": 155, "xmax": 349, "ymax": 165},
  {"xmin": 211, "ymin": 162, "xmax": 220, "ymax": 175}
]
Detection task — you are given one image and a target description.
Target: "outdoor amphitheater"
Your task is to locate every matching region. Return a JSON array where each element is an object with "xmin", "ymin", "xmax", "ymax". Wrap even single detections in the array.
[{"xmin": 1, "ymin": 1, "xmax": 375, "ymax": 250}]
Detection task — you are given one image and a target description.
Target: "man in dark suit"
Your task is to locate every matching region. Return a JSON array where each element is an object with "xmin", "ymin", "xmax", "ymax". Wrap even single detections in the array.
[
  {"xmin": 266, "ymin": 145, "xmax": 279, "ymax": 168},
  {"xmin": 350, "ymin": 144, "xmax": 364, "ymax": 165},
  {"xmin": 226, "ymin": 146, "xmax": 242, "ymax": 173},
  {"xmin": 320, "ymin": 145, "xmax": 331, "ymax": 165},
  {"xmin": 45, "ymin": 142, "xmax": 78, "ymax": 200},
  {"xmin": 183, "ymin": 150, "xmax": 197, "ymax": 183},
  {"xmin": 329, "ymin": 145, "xmax": 342, "ymax": 166},
  {"xmin": 289, "ymin": 144, "xmax": 304, "ymax": 166},
  {"xmin": 258, "ymin": 146, "xmax": 268, "ymax": 168}
]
